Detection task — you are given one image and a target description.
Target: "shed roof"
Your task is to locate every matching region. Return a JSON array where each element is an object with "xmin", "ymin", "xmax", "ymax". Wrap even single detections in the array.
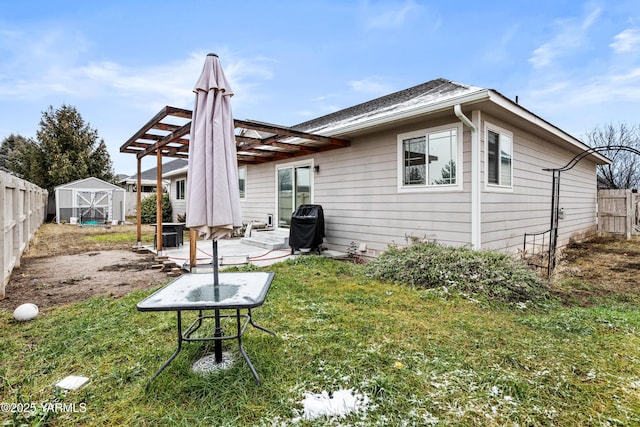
[{"xmin": 54, "ymin": 177, "xmax": 125, "ymax": 192}]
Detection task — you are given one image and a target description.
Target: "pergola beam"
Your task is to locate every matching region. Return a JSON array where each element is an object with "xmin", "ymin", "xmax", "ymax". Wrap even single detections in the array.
[
  {"xmin": 121, "ymin": 105, "xmax": 351, "ymax": 169},
  {"xmin": 136, "ymin": 122, "xmax": 192, "ymax": 159},
  {"xmin": 234, "ymin": 119, "xmax": 350, "ymax": 147}
]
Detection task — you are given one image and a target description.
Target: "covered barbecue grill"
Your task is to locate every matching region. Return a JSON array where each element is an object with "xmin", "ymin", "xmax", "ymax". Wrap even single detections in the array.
[{"xmin": 289, "ymin": 204, "xmax": 325, "ymax": 254}]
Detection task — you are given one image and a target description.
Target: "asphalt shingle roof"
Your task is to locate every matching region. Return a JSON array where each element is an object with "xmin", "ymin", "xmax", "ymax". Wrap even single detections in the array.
[{"xmin": 292, "ymin": 78, "xmax": 480, "ymax": 133}]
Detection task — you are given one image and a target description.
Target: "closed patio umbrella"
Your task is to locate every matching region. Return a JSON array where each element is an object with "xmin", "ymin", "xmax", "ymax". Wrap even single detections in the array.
[{"xmin": 186, "ymin": 53, "xmax": 242, "ymax": 363}]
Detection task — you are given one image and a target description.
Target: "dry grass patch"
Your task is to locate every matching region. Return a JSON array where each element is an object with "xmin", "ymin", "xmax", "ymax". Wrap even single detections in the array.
[
  {"xmin": 554, "ymin": 236, "xmax": 640, "ymax": 305},
  {"xmin": 23, "ymin": 223, "xmax": 157, "ymax": 258}
]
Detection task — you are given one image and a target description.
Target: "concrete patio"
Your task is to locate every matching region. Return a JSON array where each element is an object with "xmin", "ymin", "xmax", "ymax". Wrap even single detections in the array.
[{"xmin": 143, "ymin": 229, "xmax": 349, "ymax": 271}]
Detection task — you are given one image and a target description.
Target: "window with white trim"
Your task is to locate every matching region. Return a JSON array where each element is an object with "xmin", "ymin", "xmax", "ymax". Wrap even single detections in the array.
[
  {"xmin": 238, "ymin": 166, "xmax": 247, "ymax": 199},
  {"xmin": 176, "ymin": 179, "xmax": 186, "ymax": 200},
  {"xmin": 486, "ymin": 125, "xmax": 513, "ymax": 187},
  {"xmin": 398, "ymin": 125, "xmax": 461, "ymax": 190}
]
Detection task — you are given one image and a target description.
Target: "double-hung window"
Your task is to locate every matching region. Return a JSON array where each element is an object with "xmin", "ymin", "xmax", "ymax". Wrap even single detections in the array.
[
  {"xmin": 398, "ymin": 124, "xmax": 462, "ymax": 191},
  {"xmin": 238, "ymin": 166, "xmax": 247, "ymax": 199},
  {"xmin": 486, "ymin": 124, "xmax": 513, "ymax": 188},
  {"xmin": 176, "ymin": 179, "xmax": 186, "ymax": 200}
]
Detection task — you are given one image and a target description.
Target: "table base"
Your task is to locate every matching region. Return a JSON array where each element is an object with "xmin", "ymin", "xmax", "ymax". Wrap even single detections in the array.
[{"xmin": 145, "ymin": 308, "xmax": 275, "ymax": 390}]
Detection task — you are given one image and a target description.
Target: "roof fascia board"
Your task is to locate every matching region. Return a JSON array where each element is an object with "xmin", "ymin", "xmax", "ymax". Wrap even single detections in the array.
[
  {"xmin": 310, "ymin": 89, "xmax": 491, "ymax": 137},
  {"xmin": 162, "ymin": 166, "xmax": 188, "ymax": 178}
]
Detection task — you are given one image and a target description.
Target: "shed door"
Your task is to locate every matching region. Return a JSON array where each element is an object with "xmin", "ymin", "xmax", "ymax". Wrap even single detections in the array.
[{"xmin": 76, "ymin": 190, "xmax": 112, "ymax": 222}]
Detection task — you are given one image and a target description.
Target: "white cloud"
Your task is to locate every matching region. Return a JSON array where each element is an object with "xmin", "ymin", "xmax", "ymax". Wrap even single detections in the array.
[
  {"xmin": 610, "ymin": 67, "xmax": 640, "ymax": 82},
  {"xmin": 529, "ymin": 7, "xmax": 601, "ymax": 68},
  {"xmin": 348, "ymin": 76, "xmax": 391, "ymax": 95},
  {"xmin": 526, "ymin": 66, "xmax": 640, "ymax": 117},
  {"xmin": 528, "ymin": 81, "xmax": 570, "ymax": 98},
  {"xmin": 581, "ymin": 7, "xmax": 601, "ymax": 30},
  {"xmin": 363, "ymin": 0, "xmax": 421, "ymax": 30},
  {"xmin": 610, "ymin": 28, "xmax": 640, "ymax": 53},
  {"xmin": 296, "ymin": 110, "xmax": 315, "ymax": 118},
  {"xmin": 0, "ymin": 25, "xmax": 275, "ymax": 113},
  {"xmin": 482, "ymin": 24, "xmax": 520, "ymax": 64}
]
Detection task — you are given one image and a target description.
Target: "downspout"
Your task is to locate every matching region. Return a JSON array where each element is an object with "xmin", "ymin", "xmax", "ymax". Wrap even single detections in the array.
[{"xmin": 454, "ymin": 104, "xmax": 481, "ymax": 249}]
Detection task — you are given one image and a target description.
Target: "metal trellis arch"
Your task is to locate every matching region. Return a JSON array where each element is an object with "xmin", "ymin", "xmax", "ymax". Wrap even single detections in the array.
[{"xmin": 524, "ymin": 145, "xmax": 640, "ymax": 276}]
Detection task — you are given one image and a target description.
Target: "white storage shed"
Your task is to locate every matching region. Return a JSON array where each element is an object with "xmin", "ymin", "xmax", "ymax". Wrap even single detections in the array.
[{"xmin": 54, "ymin": 177, "xmax": 126, "ymax": 224}]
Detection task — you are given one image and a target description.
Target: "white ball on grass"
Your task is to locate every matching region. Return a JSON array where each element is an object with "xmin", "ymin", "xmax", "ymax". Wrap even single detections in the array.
[{"xmin": 13, "ymin": 303, "xmax": 39, "ymax": 321}]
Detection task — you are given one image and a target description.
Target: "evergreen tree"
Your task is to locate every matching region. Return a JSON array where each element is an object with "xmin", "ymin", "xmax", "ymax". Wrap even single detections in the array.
[
  {"xmin": 6, "ymin": 104, "xmax": 114, "ymax": 191},
  {"xmin": 0, "ymin": 134, "xmax": 32, "ymax": 172}
]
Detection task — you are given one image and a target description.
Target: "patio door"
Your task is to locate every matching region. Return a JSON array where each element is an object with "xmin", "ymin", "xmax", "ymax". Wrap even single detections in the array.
[{"xmin": 277, "ymin": 162, "xmax": 312, "ymax": 228}]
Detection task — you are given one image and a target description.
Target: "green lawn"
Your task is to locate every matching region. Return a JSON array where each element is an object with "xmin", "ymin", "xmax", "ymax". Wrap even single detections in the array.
[{"xmin": 1, "ymin": 256, "xmax": 639, "ymax": 426}]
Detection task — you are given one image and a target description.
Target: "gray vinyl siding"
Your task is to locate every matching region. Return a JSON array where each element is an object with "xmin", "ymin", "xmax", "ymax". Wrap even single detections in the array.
[
  {"xmin": 556, "ymin": 161, "xmax": 598, "ymax": 242},
  {"xmin": 240, "ymin": 113, "xmax": 599, "ymax": 257},
  {"xmin": 314, "ymin": 126, "xmax": 470, "ymax": 255},
  {"xmin": 169, "ymin": 175, "xmax": 187, "ymax": 222},
  {"xmin": 239, "ymin": 163, "xmax": 276, "ymax": 225},
  {"xmin": 479, "ymin": 114, "xmax": 597, "ymax": 252},
  {"xmin": 241, "ymin": 118, "xmax": 473, "ymax": 256}
]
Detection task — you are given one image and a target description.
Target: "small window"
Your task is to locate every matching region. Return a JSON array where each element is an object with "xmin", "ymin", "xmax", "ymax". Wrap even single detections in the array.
[
  {"xmin": 486, "ymin": 126, "xmax": 512, "ymax": 187},
  {"xmin": 238, "ymin": 166, "xmax": 246, "ymax": 199},
  {"xmin": 403, "ymin": 136, "xmax": 426, "ymax": 185},
  {"xmin": 399, "ymin": 125, "xmax": 461, "ymax": 191},
  {"xmin": 176, "ymin": 179, "xmax": 186, "ymax": 200}
]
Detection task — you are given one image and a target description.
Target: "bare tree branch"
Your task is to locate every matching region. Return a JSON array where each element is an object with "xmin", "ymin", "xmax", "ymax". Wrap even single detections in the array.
[{"xmin": 585, "ymin": 123, "xmax": 640, "ymax": 189}]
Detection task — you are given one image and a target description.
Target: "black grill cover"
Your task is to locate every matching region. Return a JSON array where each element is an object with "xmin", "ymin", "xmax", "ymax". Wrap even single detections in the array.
[{"xmin": 289, "ymin": 204, "xmax": 325, "ymax": 252}]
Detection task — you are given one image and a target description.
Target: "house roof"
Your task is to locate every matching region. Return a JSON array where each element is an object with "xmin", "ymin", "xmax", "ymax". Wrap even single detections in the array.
[
  {"xmin": 292, "ymin": 78, "xmax": 609, "ymax": 165},
  {"xmin": 119, "ymin": 158, "xmax": 188, "ymax": 183},
  {"xmin": 121, "ymin": 78, "xmax": 609, "ymax": 166},
  {"xmin": 292, "ymin": 78, "xmax": 483, "ymax": 133}
]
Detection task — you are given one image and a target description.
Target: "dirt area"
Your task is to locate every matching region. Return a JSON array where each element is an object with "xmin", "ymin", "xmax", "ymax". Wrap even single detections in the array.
[
  {"xmin": 554, "ymin": 235, "xmax": 640, "ymax": 305},
  {"xmin": 0, "ymin": 224, "xmax": 171, "ymax": 311},
  {"xmin": 1, "ymin": 225, "xmax": 639, "ymax": 311}
]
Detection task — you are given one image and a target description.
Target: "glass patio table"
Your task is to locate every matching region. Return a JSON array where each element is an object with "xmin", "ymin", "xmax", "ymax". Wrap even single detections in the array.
[{"xmin": 137, "ymin": 272, "xmax": 275, "ymax": 389}]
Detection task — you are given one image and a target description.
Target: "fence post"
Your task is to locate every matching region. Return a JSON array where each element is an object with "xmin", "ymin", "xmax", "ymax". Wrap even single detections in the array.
[
  {"xmin": 625, "ymin": 189, "xmax": 632, "ymax": 239},
  {"xmin": 13, "ymin": 176, "xmax": 22, "ymax": 268}
]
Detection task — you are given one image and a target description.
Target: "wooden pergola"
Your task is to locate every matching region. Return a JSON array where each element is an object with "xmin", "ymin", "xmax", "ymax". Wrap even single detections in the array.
[{"xmin": 120, "ymin": 106, "xmax": 350, "ymax": 267}]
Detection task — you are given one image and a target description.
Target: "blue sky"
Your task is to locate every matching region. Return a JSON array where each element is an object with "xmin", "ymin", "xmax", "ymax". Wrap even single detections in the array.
[{"xmin": 2, "ymin": 0, "xmax": 640, "ymax": 175}]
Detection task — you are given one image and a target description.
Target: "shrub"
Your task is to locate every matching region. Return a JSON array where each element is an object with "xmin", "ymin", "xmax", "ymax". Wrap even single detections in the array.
[
  {"xmin": 365, "ymin": 241, "xmax": 551, "ymax": 305},
  {"xmin": 140, "ymin": 193, "xmax": 172, "ymax": 224}
]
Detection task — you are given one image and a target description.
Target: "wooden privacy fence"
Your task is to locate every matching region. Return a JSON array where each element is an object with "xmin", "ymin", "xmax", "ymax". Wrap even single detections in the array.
[
  {"xmin": 1, "ymin": 170, "xmax": 48, "ymax": 298},
  {"xmin": 597, "ymin": 189, "xmax": 640, "ymax": 238}
]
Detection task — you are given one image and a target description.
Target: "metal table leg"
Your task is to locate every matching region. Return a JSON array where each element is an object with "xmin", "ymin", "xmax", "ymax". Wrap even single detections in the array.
[
  {"xmin": 146, "ymin": 311, "xmax": 184, "ymax": 390},
  {"xmin": 145, "ymin": 308, "xmax": 275, "ymax": 389},
  {"xmin": 236, "ymin": 309, "xmax": 261, "ymax": 384},
  {"xmin": 248, "ymin": 308, "xmax": 276, "ymax": 336}
]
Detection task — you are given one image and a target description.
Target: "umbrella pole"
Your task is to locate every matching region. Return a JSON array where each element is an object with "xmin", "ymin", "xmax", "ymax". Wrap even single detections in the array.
[{"xmin": 213, "ymin": 239, "xmax": 223, "ymax": 363}]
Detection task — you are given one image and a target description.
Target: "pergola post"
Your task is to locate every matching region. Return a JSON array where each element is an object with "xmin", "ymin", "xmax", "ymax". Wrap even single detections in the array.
[
  {"xmin": 156, "ymin": 152, "xmax": 163, "ymax": 253},
  {"xmin": 136, "ymin": 157, "xmax": 142, "ymax": 246},
  {"xmin": 190, "ymin": 229, "xmax": 197, "ymax": 269}
]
